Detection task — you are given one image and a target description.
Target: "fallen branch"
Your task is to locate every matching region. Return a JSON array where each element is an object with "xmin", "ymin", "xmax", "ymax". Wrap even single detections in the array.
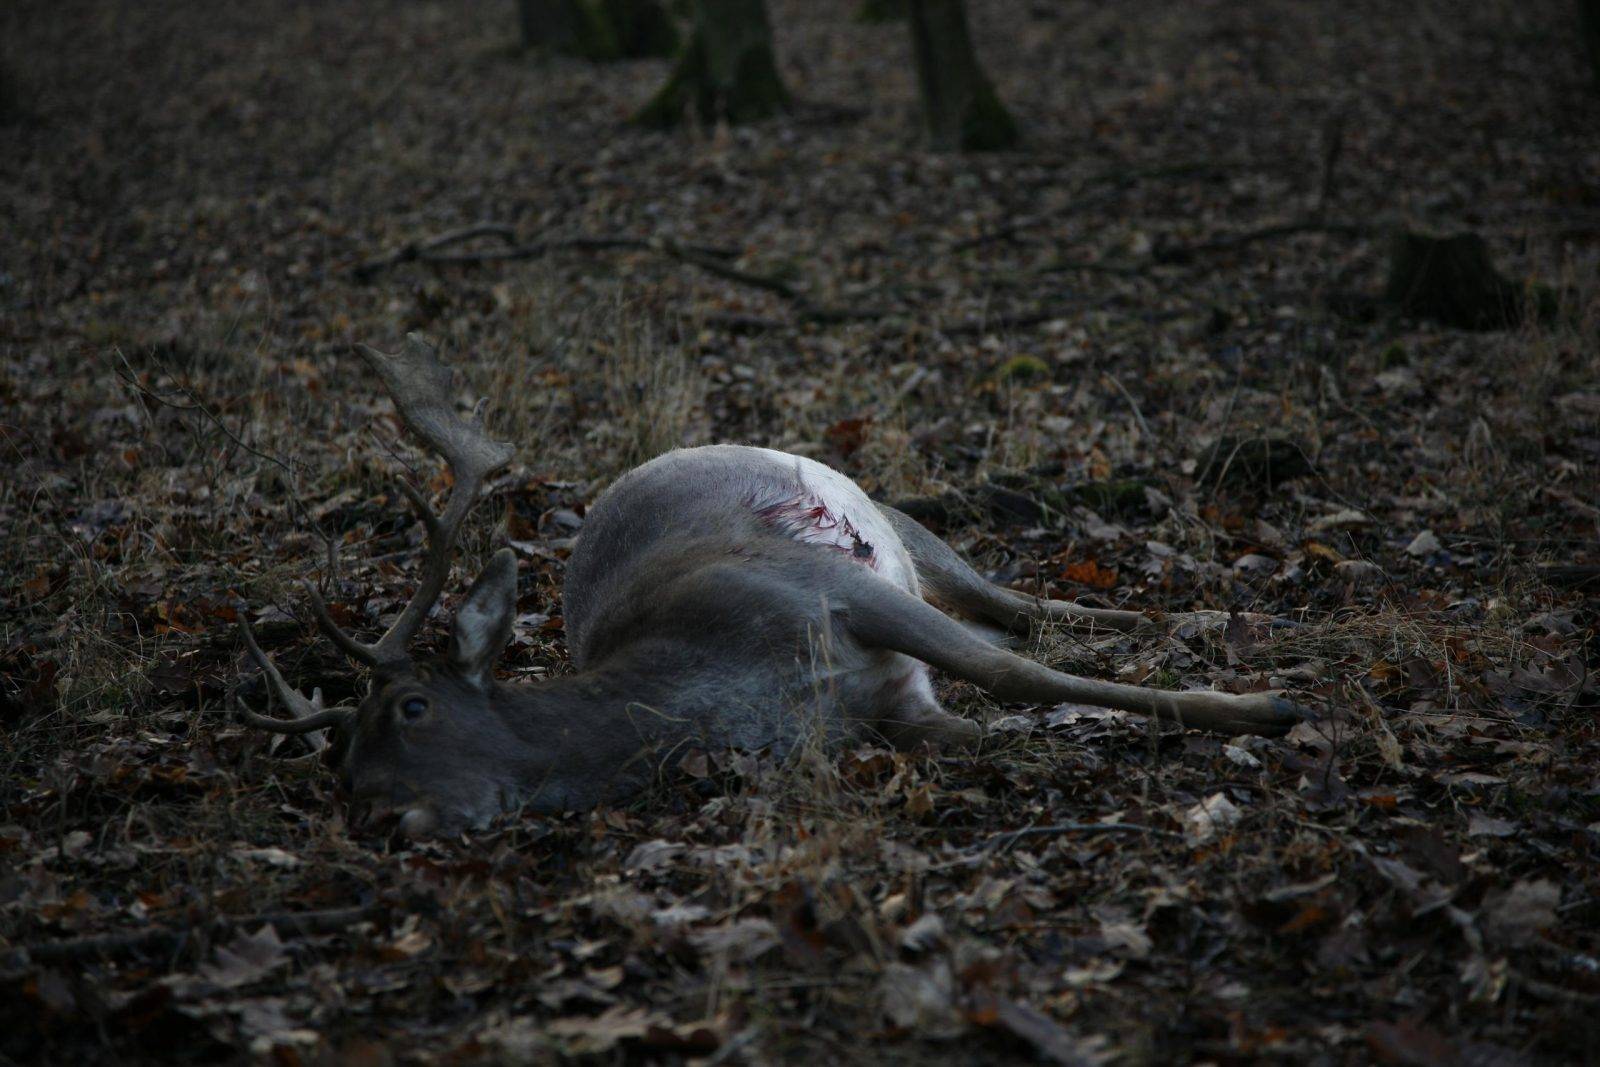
[
  {"xmin": 691, "ymin": 298, "xmax": 1181, "ymax": 337},
  {"xmin": 652, "ymin": 237, "xmax": 800, "ymax": 301},
  {"xmin": 973, "ymin": 995, "xmax": 1101, "ymax": 1067},
  {"xmin": 352, "ymin": 223, "xmax": 517, "ymax": 280},
  {"xmin": 353, "ymin": 218, "xmax": 862, "ymax": 325},
  {"xmin": 351, "ymin": 228, "xmax": 738, "ymax": 282},
  {"xmin": 969, "ymin": 822, "xmax": 1182, "ymax": 862},
  {"xmin": 950, "ymin": 159, "xmax": 1252, "ymax": 253},
  {"xmin": 1032, "ymin": 258, "xmax": 1145, "ymax": 276},
  {"xmin": 692, "ymin": 312, "xmax": 793, "ymax": 335},
  {"xmin": 974, "ymin": 221, "xmax": 1376, "ymax": 288},
  {"xmin": 1537, "ymin": 563, "xmax": 1600, "ymax": 590},
  {"xmin": 1154, "ymin": 220, "xmax": 1375, "ymax": 264},
  {"xmin": 0, "ymin": 904, "xmax": 381, "ymax": 971},
  {"xmin": 950, "ymin": 185, "xmax": 1127, "ymax": 253},
  {"xmin": 937, "ymin": 308, "xmax": 1065, "ymax": 335},
  {"xmin": 353, "ymin": 223, "xmax": 1170, "ymax": 337}
]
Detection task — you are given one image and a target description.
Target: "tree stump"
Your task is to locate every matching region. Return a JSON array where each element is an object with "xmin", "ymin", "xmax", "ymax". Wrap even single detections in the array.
[
  {"xmin": 633, "ymin": 0, "xmax": 788, "ymax": 127},
  {"xmin": 1382, "ymin": 232, "xmax": 1526, "ymax": 331}
]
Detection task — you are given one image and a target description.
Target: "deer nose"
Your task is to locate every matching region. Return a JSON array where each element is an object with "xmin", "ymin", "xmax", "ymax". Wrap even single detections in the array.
[
  {"xmin": 352, "ymin": 800, "xmax": 438, "ymax": 843},
  {"xmin": 352, "ymin": 786, "xmax": 410, "ymax": 824},
  {"xmin": 398, "ymin": 808, "xmax": 437, "ymax": 838},
  {"xmin": 354, "ymin": 800, "xmax": 403, "ymax": 833}
]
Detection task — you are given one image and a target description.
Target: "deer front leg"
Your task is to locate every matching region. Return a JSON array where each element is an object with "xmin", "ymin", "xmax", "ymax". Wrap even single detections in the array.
[{"xmin": 844, "ymin": 576, "xmax": 1307, "ymax": 737}]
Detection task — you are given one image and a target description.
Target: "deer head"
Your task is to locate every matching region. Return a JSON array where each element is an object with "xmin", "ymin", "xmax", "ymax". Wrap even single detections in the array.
[{"xmin": 235, "ymin": 334, "xmax": 524, "ymax": 837}]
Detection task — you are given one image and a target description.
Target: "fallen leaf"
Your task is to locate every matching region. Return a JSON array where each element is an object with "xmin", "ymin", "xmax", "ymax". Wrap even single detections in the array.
[
  {"xmin": 1098, "ymin": 920, "xmax": 1151, "ymax": 959},
  {"xmin": 898, "ymin": 912, "xmax": 946, "ymax": 952},
  {"xmin": 382, "ymin": 927, "xmax": 433, "ymax": 960},
  {"xmin": 547, "ymin": 1005, "xmax": 665, "ymax": 1053},
  {"xmin": 1405, "ymin": 530, "xmax": 1442, "ymax": 557},
  {"xmin": 1483, "ymin": 879, "xmax": 1559, "ymax": 948},
  {"xmin": 1263, "ymin": 872, "xmax": 1339, "ymax": 903},
  {"xmin": 1309, "ymin": 508, "xmax": 1371, "ymax": 532},
  {"xmin": 687, "ymin": 918, "xmax": 780, "ymax": 962},
  {"xmin": 199, "ymin": 925, "xmax": 288, "ymax": 989},
  {"xmin": 974, "ymin": 996, "xmax": 1101, "ymax": 1066},
  {"xmin": 623, "ymin": 839, "xmax": 685, "ymax": 872},
  {"xmin": 232, "ymin": 847, "xmax": 301, "ymax": 868},
  {"xmin": 1062, "ymin": 559, "xmax": 1118, "ymax": 589},
  {"xmin": 1223, "ymin": 744, "xmax": 1262, "ymax": 769},
  {"xmin": 1335, "ymin": 559, "xmax": 1385, "ymax": 585},
  {"xmin": 880, "ymin": 960, "xmax": 961, "ymax": 1037},
  {"xmin": 1184, "ymin": 793, "xmax": 1241, "ymax": 845},
  {"xmin": 1367, "ymin": 1018, "xmax": 1529, "ymax": 1066},
  {"xmin": 1465, "ymin": 813, "xmax": 1515, "ymax": 838}
]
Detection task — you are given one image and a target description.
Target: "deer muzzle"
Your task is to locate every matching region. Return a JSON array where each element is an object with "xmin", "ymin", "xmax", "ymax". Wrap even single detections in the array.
[{"xmin": 398, "ymin": 807, "xmax": 438, "ymax": 838}]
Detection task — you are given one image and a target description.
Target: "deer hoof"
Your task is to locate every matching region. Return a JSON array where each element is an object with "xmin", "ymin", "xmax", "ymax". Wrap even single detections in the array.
[{"xmin": 1244, "ymin": 693, "xmax": 1309, "ymax": 737}]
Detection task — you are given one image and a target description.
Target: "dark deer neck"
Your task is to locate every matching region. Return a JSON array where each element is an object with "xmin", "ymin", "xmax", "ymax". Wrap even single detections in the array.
[{"xmin": 490, "ymin": 647, "xmax": 709, "ymax": 811}]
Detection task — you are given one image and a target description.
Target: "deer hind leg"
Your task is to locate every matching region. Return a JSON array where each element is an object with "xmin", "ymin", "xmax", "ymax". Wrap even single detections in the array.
[
  {"xmin": 876, "ymin": 503, "xmax": 1152, "ymax": 634},
  {"xmin": 960, "ymin": 618, "xmax": 1021, "ymax": 649},
  {"xmin": 843, "ymin": 571, "xmax": 1306, "ymax": 737},
  {"xmin": 867, "ymin": 663, "xmax": 983, "ymax": 750}
]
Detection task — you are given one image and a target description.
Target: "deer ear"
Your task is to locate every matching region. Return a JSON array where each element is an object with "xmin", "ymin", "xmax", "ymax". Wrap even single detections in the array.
[{"xmin": 448, "ymin": 548, "xmax": 517, "ymax": 689}]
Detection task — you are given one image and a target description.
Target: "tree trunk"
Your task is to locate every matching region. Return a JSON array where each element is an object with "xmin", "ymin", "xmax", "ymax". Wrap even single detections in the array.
[
  {"xmin": 518, "ymin": 0, "xmax": 678, "ymax": 61},
  {"xmin": 634, "ymin": 0, "xmax": 788, "ymax": 127},
  {"xmin": 0, "ymin": 63, "xmax": 16, "ymax": 125},
  {"xmin": 907, "ymin": 0, "xmax": 1018, "ymax": 151},
  {"xmin": 1582, "ymin": 0, "xmax": 1600, "ymax": 91},
  {"xmin": 855, "ymin": 0, "xmax": 907, "ymax": 23}
]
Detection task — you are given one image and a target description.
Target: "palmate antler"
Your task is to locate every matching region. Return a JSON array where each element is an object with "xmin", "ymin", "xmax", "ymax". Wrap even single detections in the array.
[
  {"xmin": 236, "ymin": 334, "xmax": 514, "ymax": 734},
  {"xmin": 304, "ymin": 336, "xmax": 515, "ymax": 668}
]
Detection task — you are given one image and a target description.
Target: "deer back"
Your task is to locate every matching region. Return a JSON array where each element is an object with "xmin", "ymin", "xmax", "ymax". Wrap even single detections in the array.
[{"xmin": 563, "ymin": 443, "xmax": 920, "ymax": 667}]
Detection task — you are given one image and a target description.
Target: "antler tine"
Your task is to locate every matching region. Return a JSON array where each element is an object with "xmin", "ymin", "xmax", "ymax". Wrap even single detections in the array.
[
  {"xmin": 352, "ymin": 333, "xmax": 514, "ymax": 664},
  {"xmin": 303, "ymin": 581, "xmax": 382, "ymax": 667},
  {"xmin": 236, "ymin": 608, "xmax": 355, "ymax": 734}
]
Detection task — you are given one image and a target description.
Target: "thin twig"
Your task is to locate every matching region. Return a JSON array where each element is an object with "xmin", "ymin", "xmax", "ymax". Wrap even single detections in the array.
[
  {"xmin": 0, "ymin": 905, "xmax": 382, "ymax": 970},
  {"xmin": 1155, "ymin": 220, "xmax": 1375, "ymax": 263},
  {"xmin": 950, "ymin": 186, "xmax": 1127, "ymax": 253},
  {"xmin": 351, "ymin": 223, "xmax": 518, "ymax": 280},
  {"xmin": 950, "ymin": 159, "xmax": 1251, "ymax": 253},
  {"xmin": 979, "ymin": 821, "xmax": 1182, "ymax": 858},
  {"xmin": 1103, "ymin": 373, "xmax": 1153, "ymax": 438},
  {"xmin": 653, "ymin": 237, "xmax": 800, "ymax": 301},
  {"xmin": 1314, "ymin": 103, "xmax": 1347, "ymax": 219},
  {"xmin": 112, "ymin": 348, "xmax": 319, "ymax": 530},
  {"xmin": 352, "ymin": 229, "xmax": 737, "ymax": 282},
  {"xmin": 1032, "ymin": 259, "xmax": 1145, "ymax": 276}
]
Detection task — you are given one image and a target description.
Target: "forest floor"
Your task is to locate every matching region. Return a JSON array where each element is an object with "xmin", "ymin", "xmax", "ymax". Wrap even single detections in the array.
[{"xmin": 3, "ymin": 0, "xmax": 1599, "ymax": 1063}]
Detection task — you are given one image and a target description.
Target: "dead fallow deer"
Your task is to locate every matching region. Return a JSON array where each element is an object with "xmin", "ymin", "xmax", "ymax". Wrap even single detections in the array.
[{"xmin": 235, "ymin": 334, "xmax": 1306, "ymax": 837}]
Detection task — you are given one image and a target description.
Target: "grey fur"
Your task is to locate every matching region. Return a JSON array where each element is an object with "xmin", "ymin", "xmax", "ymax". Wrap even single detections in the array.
[
  {"xmin": 236, "ymin": 340, "xmax": 1306, "ymax": 838},
  {"xmin": 317, "ymin": 445, "xmax": 1304, "ymax": 836}
]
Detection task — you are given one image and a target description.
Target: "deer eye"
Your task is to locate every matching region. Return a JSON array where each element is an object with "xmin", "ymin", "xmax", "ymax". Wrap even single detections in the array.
[{"xmin": 399, "ymin": 696, "xmax": 429, "ymax": 721}]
